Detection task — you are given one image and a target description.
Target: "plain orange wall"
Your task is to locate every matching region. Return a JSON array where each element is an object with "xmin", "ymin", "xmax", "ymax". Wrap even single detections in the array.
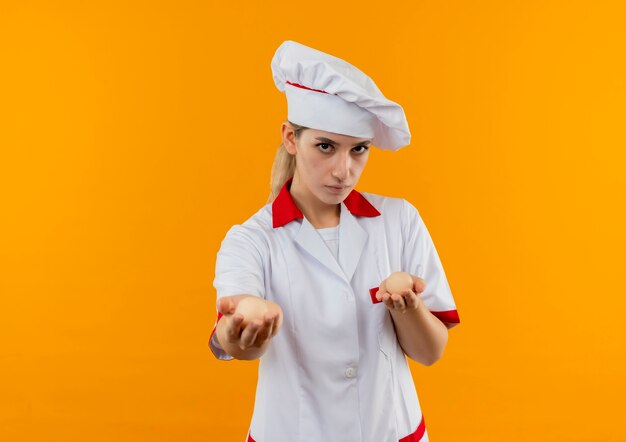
[{"xmin": 1, "ymin": 1, "xmax": 625, "ymax": 441}]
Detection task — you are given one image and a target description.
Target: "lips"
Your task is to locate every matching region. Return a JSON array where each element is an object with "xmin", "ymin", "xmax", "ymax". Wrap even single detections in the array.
[{"xmin": 325, "ymin": 185, "xmax": 349, "ymax": 194}]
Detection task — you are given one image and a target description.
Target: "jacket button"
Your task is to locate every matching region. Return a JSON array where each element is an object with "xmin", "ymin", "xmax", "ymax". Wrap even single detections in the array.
[{"xmin": 344, "ymin": 367, "xmax": 357, "ymax": 378}]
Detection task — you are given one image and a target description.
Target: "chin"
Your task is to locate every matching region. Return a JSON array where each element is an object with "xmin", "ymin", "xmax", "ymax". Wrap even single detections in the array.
[
  {"xmin": 330, "ymin": 196, "xmax": 346, "ymax": 205},
  {"xmin": 322, "ymin": 192, "xmax": 348, "ymax": 206}
]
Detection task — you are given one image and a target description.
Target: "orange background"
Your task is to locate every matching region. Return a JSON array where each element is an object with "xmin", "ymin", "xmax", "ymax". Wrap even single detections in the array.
[{"xmin": 1, "ymin": 1, "xmax": 625, "ymax": 441}]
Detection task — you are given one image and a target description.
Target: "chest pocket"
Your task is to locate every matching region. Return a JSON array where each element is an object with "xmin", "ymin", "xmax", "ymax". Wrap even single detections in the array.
[
  {"xmin": 368, "ymin": 286, "xmax": 396, "ymax": 359},
  {"xmin": 377, "ymin": 310, "xmax": 397, "ymax": 359}
]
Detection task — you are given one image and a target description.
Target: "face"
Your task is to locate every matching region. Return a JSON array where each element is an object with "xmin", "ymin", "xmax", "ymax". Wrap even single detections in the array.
[{"xmin": 282, "ymin": 124, "xmax": 372, "ymax": 207}]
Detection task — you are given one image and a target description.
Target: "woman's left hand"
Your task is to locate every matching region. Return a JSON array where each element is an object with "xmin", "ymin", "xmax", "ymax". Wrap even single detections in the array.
[{"xmin": 376, "ymin": 275, "xmax": 426, "ymax": 313}]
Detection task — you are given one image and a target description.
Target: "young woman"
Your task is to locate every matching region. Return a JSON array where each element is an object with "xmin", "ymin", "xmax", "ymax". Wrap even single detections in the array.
[{"xmin": 209, "ymin": 40, "xmax": 460, "ymax": 442}]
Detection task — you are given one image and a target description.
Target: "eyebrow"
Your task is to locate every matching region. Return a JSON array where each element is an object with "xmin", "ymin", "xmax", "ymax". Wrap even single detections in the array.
[{"xmin": 314, "ymin": 137, "xmax": 372, "ymax": 146}]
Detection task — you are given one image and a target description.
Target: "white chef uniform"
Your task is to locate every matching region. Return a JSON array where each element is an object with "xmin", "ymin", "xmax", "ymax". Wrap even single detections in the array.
[
  {"xmin": 208, "ymin": 39, "xmax": 460, "ymax": 442},
  {"xmin": 209, "ymin": 178, "xmax": 460, "ymax": 442}
]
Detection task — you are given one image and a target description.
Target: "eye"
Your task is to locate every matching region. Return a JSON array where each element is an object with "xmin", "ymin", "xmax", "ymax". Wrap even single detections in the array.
[
  {"xmin": 316, "ymin": 143, "xmax": 334, "ymax": 153},
  {"xmin": 352, "ymin": 145, "xmax": 370, "ymax": 154}
]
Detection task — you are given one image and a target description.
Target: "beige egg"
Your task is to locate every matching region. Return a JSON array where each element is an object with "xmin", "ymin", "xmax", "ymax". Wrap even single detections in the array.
[
  {"xmin": 235, "ymin": 297, "xmax": 268, "ymax": 326},
  {"xmin": 385, "ymin": 271, "xmax": 414, "ymax": 294}
]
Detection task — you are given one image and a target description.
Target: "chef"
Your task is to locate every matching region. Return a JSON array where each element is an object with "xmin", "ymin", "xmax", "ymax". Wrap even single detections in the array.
[{"xmin": 209, "ymin": 40, "xmax": 460, "ymax": 442}]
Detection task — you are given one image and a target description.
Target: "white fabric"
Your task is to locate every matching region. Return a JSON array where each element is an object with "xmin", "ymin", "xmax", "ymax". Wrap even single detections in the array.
[
  {"xmin": 211, "ymin": 194, "xmax": 457, "ymax": 442},
  {"xmin": 316, "ymin": 225, "xmax": 340, "ymax": 261},
  {"xmin": 285, "ymin": 85, "xmax": 376, "ymax": 139},
  {"xmin": 271, "ymin": 40, "xmax": 411, "ymax": 151}
]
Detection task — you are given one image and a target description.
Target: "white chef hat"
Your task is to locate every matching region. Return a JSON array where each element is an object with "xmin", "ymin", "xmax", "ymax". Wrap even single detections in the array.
[{"xmin": 271, "ymin": 40, "xmax": 411, "ymax": 151}]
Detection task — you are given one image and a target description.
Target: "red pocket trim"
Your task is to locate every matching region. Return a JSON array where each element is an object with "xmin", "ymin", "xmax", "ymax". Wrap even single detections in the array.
[{"xmin": 369, "ymin": 287, "xmax": 382, "ymax": 304}]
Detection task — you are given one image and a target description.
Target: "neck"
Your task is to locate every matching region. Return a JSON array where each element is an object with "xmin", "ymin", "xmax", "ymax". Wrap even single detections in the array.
[{"xmin": 289, "ymin": 174, "xmax": 340, "ymax": 228}]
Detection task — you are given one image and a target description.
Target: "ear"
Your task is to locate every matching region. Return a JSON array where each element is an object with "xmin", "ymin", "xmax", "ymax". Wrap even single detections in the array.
[{"xmin": 281, "ymin": 122, "xmax": 298, "ymax": 155}]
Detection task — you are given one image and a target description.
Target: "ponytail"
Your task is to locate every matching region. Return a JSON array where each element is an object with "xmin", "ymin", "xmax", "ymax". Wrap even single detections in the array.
[{"xmin": 267, "ymin": 121, "xmax": 308, "ymax": 203}]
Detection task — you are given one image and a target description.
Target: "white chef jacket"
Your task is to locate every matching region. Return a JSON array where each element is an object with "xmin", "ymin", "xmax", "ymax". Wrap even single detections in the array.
[{"xmin": 209, "ymin": 179, "xmax": 459, "ymax": 442}]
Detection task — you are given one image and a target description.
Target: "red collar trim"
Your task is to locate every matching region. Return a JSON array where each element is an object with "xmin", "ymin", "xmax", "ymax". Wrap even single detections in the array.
[
  {"xmin": 272, "ymin": 178, "xmax": 304, "ymax": 228},
  {"xmin": 272, "ymin": 178, "xmax": 380, "ymax": 228}
]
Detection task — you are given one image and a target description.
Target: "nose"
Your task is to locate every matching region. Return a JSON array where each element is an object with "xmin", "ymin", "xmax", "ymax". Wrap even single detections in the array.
[{"xmin": 331, "ymin": 151, "xmax": 351, "ymax": 181}]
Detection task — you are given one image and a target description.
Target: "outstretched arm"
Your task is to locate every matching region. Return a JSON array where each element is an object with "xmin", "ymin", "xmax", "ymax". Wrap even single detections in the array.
[
  {"xmin": 377, "ymin": 276, "xmax": 448, "ymax": 366},
  {"xmin": 215, "ymin": 295, "xmax": 283, "ymax": 361}
]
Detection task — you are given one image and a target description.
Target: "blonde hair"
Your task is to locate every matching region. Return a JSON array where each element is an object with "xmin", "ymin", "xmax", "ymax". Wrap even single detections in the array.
[{"xmin": 267, "ymin": 121, "xmax": 308, "ymax": 203}]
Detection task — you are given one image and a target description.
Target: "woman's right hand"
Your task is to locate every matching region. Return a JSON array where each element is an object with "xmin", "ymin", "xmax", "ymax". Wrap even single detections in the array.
[{"xmin": 215, "ymin": 295, "xmax": 283, "ymax": 360}]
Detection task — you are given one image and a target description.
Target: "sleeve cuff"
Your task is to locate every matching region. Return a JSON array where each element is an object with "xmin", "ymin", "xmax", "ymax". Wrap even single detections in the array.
[
  {"xmin": 208, "ymin": 313, "xmax": 234, "ymax": 361},
  {"xmin": 431, "ymin": 309, "xmax": 460, "ymax": 328}
]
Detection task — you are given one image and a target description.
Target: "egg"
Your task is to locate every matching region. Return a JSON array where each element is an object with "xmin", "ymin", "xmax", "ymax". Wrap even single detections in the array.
[
  {"xmin": 235, "ymin": 297, "xmax": 269, "ymax": 327},
  {"xmin": 385, "ymin": 271, "xmax": 414, "ymax": 294}
]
